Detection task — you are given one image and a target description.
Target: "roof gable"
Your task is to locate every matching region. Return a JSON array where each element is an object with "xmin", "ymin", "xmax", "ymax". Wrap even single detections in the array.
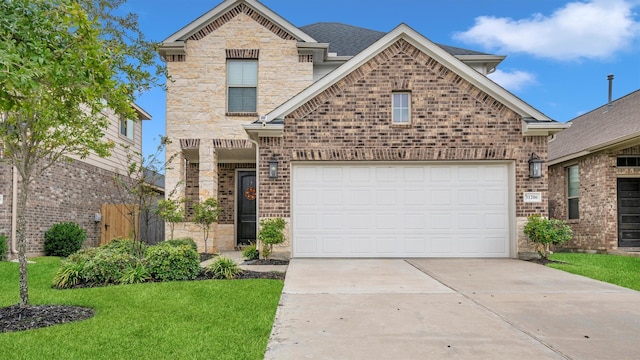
[
  {"xmin": 263, "ymin": 24, "xmax": 554, "ymax": 125},
  {"xmin": 549, "ymin": 89, "xmax": 640, "ymax": 163},
  {"xmin": 162, "ymin": 0, "xmax": 315, "ymax": 43}
]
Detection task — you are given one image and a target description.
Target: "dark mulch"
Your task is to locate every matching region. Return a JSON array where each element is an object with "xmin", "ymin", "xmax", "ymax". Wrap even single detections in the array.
[
  {"xmin": 195, "ymin": 269, "xmax": 285, "ymax": 281},
  {"xmin": 243, "ymin": 259, "xmax": 289, "ymax": 266},
  {"xmin": 528, "ymin": 258, "xmax": 566, "ymax": 265},
  {"xmin": 0, "ymin": 305, "xmax": 94, "ymax": 333},
  {"xmin": 199, "ymin": 253, "xmax": 215, "ymax": 262}
]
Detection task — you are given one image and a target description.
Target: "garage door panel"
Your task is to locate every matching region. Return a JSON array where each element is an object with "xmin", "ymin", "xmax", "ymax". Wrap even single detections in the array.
[{"xmin": 292, "ymin": 163, "xmax": 510, "ymax": 258}]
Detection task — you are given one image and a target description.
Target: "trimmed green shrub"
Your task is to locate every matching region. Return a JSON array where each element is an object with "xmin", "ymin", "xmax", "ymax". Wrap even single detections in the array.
[
  {"xmin": 83, "ymin": 249, "xmax": 138, "ymax": 284},
  {"xmin": 258, "ymin": 218, "xmax": 286, "ymax": 259},
  {"xmin": 206, "ymin": 256, "xmax": 241, "ymax": 279},
  {"xmin": 102, "ymin": 238, "xmax": 147, "ymax": 256},
  {"xmin": 241, "ymin": 243, "xmax": 259, "ymax": 260},
  {"xmin": 0, "ymin": 234, "xmax": 8, "ymax": 261},
  {"xmin": 524, "ymin": 215, "xmax": 573, "ymax": 259},
  {"xmin": 144, "ymin": 243, "xmax": 201, "ymax": 281},
  {"xmin": 44, "ymin": 222, "xmax": 86, "ymax": 257},
  {"xmin": 165, "ymin": 237, "xmax": 198, "ymax": 253}
]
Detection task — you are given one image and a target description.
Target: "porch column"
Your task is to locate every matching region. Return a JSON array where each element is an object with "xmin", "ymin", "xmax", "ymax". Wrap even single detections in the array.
[{"xmin": 199, "ymin": 141, "xmax": 218, "ymax": 200}]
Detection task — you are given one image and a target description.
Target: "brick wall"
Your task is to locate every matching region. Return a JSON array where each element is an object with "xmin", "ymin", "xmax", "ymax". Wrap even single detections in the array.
[
  {"xmin": 184, "ymin": 162, "xmax": 199, "ymax": 218},
  {"xmin": 0, "ymin": 163, "xmax": 13, "ymax": 257},
  {"xmin": 550, "ymin": 145, "xmax": 640, "ymax": 251},
  {"xmin": 218, "ymin": 163, "xmax": 256, "ymax": 224},
  {"xmin": 260, "ymin": 39, "xmax": 548, "ymax": 234},
  {"xmin": 1, "ymin": 159, "xmax": 129, "ymax": 256}
]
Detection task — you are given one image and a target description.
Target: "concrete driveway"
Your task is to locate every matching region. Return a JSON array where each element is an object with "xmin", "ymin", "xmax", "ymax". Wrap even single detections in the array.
[{"xmin": 265, "ymin": 259, "xmax": 640, "ymax": 359}]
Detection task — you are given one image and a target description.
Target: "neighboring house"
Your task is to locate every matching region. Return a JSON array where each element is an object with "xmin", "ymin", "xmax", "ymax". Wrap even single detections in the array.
[
  {"xmin": 549, "ymin": 89, "xmax": 640, "ymax": 253},
  {"xmin": 0, "ymin": 105, "xmax": 151, "ymax": 257},
  {"xmin": 160, "ymin": 0, "xmax": 568, "ymax": 258}
]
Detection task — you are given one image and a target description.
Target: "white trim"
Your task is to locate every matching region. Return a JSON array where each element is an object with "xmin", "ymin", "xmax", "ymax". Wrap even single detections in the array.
[
  {"xmin": 266, "ymin": 24, "xmax": 553, "ymax": 123},
  {"xmin": 522, "ymin": 121, "xmax": 570, "ymax": 136},
  {"xmin": 163, "ymin": 0, "xmax": 315, "ymax": 43},
  {"xmin": 549, "ymin": 132, "xmax": 640, "ymax": 165}
]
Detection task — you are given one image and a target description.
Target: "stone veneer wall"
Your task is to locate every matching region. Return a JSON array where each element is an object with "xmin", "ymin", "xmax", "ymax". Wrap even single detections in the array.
[
  {"xmin": 258, "ymin": 39, "xmax": 550, "ymax": 255},
  {"xmin": 549, "ymin": 145, "xmax": 640, "ymax": 252},
  {"xmin": 164, "ymin": 11, "xmax": 313, "ymax": 203},
  {"xmin": 163, "ymin": 9, "xmax": 314, "ymax": 250}
]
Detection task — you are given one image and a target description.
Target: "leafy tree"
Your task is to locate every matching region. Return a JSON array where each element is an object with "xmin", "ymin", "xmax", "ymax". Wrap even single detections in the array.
[
  {"xmin": 193, "ymin": 198, "xmax": 220, "ymax": 253},
  {"xmin": 0, "ymin": 0, "xmax": 163, "ymax": 307},
  {"xmin": 113, "ymin": 136, "xmax": 178, "ymax": 254},
  {"xmin": 523, "ymin": 215, "xmax": 573, "ymax": 260},
  {"xmin": 156, "ymin": 196, "xmax": 185, "ymax": 241},
  {"xmin": 258, "ymin": 218, "xmax": 286, "ymax": 259}
]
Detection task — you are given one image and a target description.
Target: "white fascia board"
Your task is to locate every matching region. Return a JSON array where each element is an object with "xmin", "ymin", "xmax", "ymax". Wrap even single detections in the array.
[
  {"xmin": 243, "ymin": 123, "xmax": 284, "ymax": 137},
  {"xmin": 266, "ymin": 23, "xmax": 552, "ymax": 122},
  {"xmin": 163, "ymin": 0, "xmax": 316, "ymax": 43},
  {"xmin": 522, "ymin": 121, "xmax": 571, "ymax": 136},
  {"xmin": 133, "ymin": 103, "xmax": 152, "ymax": 120}
]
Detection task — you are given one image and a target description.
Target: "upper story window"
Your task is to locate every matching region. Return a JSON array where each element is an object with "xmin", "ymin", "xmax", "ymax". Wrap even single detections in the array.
[
  {"xmin": 120, "ymin": 118, "xmax": 134, "ymax": 141},
  {"xmin": 617, "ymin": 157, "xmax": 640, "ymax": 167},
  {"xmin": 567, "ymin": 165, "xmax": 579, "ymax": 220},
  {"xmin": 392, "ymin": 92, "xmax": 410, "ymax": 123},
  {"xmin": 227, "ymin": 60, "xmax": 257, "ymax": 113}
]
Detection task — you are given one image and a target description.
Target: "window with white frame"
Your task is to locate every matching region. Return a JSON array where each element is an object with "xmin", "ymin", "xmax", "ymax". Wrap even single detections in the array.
[
  {"xmin": 120, "ymin": 118, "xmax": 134, "ymax": 141},
  {"xmin": 227, "ymin": 60, "xmax": 257, "ymax": 113},
  {"xmin": 392, "ymin": 92, "xmax": 410, "ymax": 123},
  {"xmin": 567, "ymin": 165, "xmax": 579, "ymax": 220}
]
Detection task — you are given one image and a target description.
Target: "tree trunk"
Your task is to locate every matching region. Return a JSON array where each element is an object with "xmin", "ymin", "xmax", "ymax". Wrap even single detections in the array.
[{"xmin": 17, "ymin": 177, "xmax": 30, "ymax": 307}]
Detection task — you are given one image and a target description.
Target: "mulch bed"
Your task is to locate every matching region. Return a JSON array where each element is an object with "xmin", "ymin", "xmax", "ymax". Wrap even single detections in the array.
[
  {"xmin": 0, "ymin": 304, "xmax": 94, "ymax": 333},
  {"xmin": 528, "ymin": 258, "xmax": 565, "ymax": 265},
  {"xmin": 243, "ymin": 259, "xmax": 289, "ymax": 266}
]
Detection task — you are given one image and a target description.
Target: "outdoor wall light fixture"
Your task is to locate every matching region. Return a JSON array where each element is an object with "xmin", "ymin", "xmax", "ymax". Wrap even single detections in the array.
[
  {"xmin": 528, "ymin": 152, "xmax": 544, "ymax": 178},
  {"xmin": 268, "ymin": 157, "xmax": 278, "ymax": 178}
]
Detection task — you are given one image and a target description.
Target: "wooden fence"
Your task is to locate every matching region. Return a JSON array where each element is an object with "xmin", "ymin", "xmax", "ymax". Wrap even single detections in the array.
[{"xmin": 100, "ymin": 203, "xmax": 165, "ymax": 245}]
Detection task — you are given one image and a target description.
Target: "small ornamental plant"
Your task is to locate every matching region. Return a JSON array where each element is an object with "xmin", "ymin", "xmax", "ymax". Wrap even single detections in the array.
[
  {"xmin": 523, "ymin": 215, "xmax": 573, "ymax": 260},
  {"xmin": 258, "ymin": 218, "xmax": 286, "ymax": 259},
  {"xmin": 192, "ymin": 198, "xmax": 220, "ymax": 253}
]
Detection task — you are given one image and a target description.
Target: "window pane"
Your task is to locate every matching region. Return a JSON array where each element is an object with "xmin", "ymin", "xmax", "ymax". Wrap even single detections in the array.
[
  {"xmin": 228, "ymin": 60, "xmax": 257, "ymax": 86},
  {"xmin": 568, "ymin": 166, "xmax": 579, "ymax": 197},
  {"xmin": 126, "ymin": 119, "xmax": 134, "ymax": 140},
  {"xmin": 568, "ymin": 198, "xmax": 579, "ymax": 219},
  {"xmin": 392, "ymin": 93, "xmax": 410, "ymax": 123},
  {"xmin": 120, "ymin": 120, "xmax": 127, "ymax": 136},
  {"xmin": 228, "ymin": 88, "xmax": 257, "ymax": 112}
]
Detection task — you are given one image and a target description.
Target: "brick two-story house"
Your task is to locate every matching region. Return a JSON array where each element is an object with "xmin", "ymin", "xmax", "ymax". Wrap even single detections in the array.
[
  {"xmin": 0, "ymin": 105, "xmax": 151, "ymax": 258},
  {"xmin": 160, "ymin": 0, "xmax": 568, "ymax": 258}
]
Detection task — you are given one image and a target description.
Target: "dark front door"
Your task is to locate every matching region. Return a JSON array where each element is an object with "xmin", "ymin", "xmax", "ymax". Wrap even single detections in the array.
[
  {"xmin": 237, "ymin": 171, "xmax": 257, "ymax": 246},
  {"xmin": 618, "ymin": 178, "xmax": 640, "ymax": 247}
]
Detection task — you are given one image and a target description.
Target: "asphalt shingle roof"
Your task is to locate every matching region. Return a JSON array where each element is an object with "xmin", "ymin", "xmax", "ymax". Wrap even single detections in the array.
[
  {"xmin": 548, "ymin": 89, "xmax": 640, "ymax": 161},
  {"xmin": 299, "ymin": 22, "xmax": 492, "ymax": 57}
]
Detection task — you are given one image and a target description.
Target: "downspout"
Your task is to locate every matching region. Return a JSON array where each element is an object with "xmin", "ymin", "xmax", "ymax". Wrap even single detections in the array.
[
  {"xmin": 10, "ymin": 165, "xmax": 18, "ymax": 255},
  {"xmin": 247, "ymin": 136, "xmax": 261, "ymax": 257}
]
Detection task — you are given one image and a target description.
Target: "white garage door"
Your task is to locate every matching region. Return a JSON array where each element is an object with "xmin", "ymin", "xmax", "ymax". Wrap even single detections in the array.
[{"xmin": 291, "ymin": 163, "xmax": 511, "ymax": 258}]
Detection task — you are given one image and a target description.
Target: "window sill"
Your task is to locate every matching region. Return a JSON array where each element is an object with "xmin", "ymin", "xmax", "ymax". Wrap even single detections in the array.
[
  {"xmin": 226, "ymin": 112, "xmax": 258, "ymax": 117},
  {"xmin": 118, "ymin": 134, "xmax": 135, "ymax": 144},
  {"xmin": 391, "ymin": 123, "xmax": 412, "ymax": 128}
]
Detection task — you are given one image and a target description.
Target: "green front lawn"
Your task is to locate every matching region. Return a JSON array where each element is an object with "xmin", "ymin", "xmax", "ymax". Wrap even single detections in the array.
[
  {"xmin": 548, "ymin": 253, "xmax": 640, "ymax": 291},
  {"xmin": 0, "ymin": 257, "xmax": 283, "ymax": 360}
]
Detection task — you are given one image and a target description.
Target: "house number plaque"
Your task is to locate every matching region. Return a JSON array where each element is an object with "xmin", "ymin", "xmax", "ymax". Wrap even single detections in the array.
[{"xmin": 523, "ymin": 192, "xmax": 542, "ymax": 203}]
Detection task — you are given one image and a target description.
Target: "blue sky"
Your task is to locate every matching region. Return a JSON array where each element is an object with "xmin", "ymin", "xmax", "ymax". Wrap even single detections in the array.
[{"xmin": 129, "ymin": 0, "xmax": 640, "ymax": 158}]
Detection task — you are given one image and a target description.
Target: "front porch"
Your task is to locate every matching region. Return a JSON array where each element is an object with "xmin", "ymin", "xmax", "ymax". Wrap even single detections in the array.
[{"xmin": 171, "ymin": 138, "xmax": 257, "ymax": 253}]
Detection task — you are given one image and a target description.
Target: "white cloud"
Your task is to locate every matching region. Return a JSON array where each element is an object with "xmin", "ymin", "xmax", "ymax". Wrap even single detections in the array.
[
  {"xmin": 487, "ymin": 69, "xmax": 536, "ymax": 91},
  {"xmin": 455, "ymin": 0, "xmax": 640, "ymax": 61}
]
